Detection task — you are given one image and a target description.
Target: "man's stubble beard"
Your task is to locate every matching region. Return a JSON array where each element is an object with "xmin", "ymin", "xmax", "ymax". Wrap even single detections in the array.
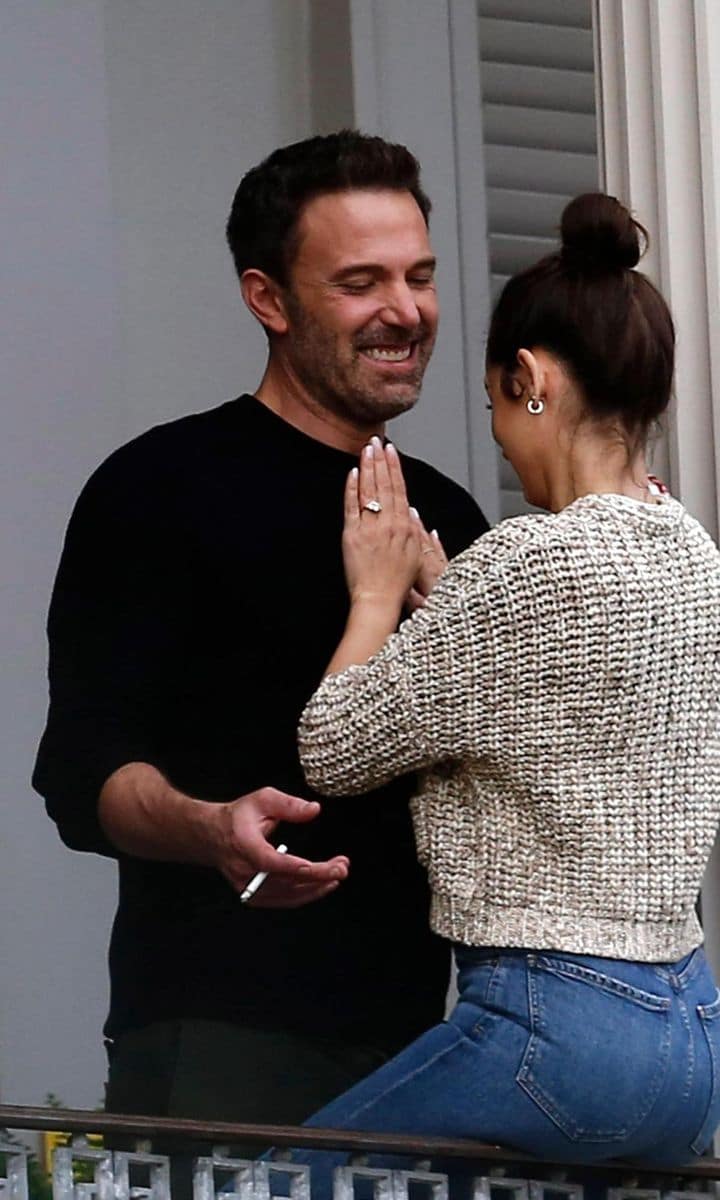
[{"xmin": 284, "ymin": 302, "xmax": 434, "ymax": 428}]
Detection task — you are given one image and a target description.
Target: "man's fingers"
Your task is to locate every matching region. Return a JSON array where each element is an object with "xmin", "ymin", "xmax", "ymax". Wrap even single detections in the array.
[
  {"xmin": 255, "ymin": 788, "xmax": 321, "ymax": 825},
  {"xmin": 239, "ymin": 855, "xmax": 350, "ymax": 907},
  {"xmin": 225, "ymin": 850, "xmax": 350, "ymax": 891},
  {"xmin": 247, "ymin": 877, "xmax": 343, "ymax": 909},
  {"xmin": 295, "ymin": 854, "xmax": 350, "ymax": 879}
]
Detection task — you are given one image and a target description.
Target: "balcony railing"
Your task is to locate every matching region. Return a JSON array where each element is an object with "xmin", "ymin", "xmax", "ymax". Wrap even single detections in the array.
[{"xmin": 1, "ymin": 1105, "xmax": 718, "ymax": 1200}]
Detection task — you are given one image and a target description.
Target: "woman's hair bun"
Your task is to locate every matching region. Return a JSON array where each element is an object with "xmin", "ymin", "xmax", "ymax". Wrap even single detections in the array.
[{"xmin": 560, "ymin": 192, "xmax": 645, "ymax": 272}]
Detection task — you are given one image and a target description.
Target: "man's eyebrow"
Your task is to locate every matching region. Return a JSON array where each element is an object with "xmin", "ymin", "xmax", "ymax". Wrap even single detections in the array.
[{"xmin": 329, "ymin": 257, "xmax": 437, "ymax": 281}]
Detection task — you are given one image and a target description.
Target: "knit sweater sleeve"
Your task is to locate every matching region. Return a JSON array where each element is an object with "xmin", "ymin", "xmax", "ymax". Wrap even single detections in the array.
[{"xmin": 298, "ymin": 540, "xmax": 499, "ymax": 795}]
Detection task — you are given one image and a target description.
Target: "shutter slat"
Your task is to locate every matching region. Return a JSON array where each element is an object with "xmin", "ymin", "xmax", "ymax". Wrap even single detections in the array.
[
  {"xmin": 479, "ymin": 0, "xmax": 592, "ymax": 29},
  {"xmin": 479, "ymin": 17, "xmax": 594, "ymax": 71},
  {"xmin": 487, "ymin": 187, "xmax": 571, "ymax": 238},
  {"xmin": 481, "ymin": 61, "xmax": 596, "ymax": 114},
  {"xmin": 484, "ymin": 103, "xmax": 596, "ymax": 155},
  {"xmin": 485, "ymin": 144, "xmax": 598, "ymax": 196},
  {"xmin": 490, "ymin": 233, "xmax": 557, "ymax": 276},
  {"xmin": 491, "ymin": 273, "xmax": 511, "ymax": 302}
]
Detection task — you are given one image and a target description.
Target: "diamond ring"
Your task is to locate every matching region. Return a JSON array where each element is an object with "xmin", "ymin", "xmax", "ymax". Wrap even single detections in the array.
[{"xmin": 362, "ymin": 499, "xmax": 383, "ymax": 514}]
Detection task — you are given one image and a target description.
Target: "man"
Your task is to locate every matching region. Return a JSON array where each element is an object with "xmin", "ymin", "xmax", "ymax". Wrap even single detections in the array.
[{"xmin": 33, "ymin": 131, "xmax": 488, "ymax": 1132}]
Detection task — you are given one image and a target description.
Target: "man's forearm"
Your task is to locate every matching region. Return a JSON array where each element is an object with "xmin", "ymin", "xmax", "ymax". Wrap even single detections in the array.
[
  {"xmin": 97, "ymin": 762, "xmax": 350, "ymax": 905},
  {"xmin": 98, "ymin": 761, "xmax": 224, "ymax": 864}
]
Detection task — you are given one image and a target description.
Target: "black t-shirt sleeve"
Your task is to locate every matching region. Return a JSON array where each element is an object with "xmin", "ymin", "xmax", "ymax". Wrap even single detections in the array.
[{"xmin": 32, "ymin": 446, "xmax": 181, "ymax": 855}]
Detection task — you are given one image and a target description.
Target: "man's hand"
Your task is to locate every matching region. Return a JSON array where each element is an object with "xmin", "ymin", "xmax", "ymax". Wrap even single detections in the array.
[
  {"xmin": 99, "ymin": 764, "xmax": 349, "ymax": 909},
  {"xmin": 212, "ymin": 787, "xmax": 349, "ymax": 907}
]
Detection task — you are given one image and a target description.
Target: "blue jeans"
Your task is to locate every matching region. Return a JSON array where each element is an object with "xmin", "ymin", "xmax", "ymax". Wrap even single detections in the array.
[{"xmin": 288, "ymin": 946, "xmax": 720, "ymax": 1199}]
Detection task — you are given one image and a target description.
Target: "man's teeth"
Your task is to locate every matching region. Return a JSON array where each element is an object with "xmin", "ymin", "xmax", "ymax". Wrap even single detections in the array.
[{"xmin": 363, "ymin": 346, "xmax": 412, "ymax": 361}]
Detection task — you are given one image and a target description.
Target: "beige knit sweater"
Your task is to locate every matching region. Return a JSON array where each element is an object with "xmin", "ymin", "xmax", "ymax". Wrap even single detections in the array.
[{"xmin": 299, "ymin": 494, "xmax": 720, "ymax": 961}]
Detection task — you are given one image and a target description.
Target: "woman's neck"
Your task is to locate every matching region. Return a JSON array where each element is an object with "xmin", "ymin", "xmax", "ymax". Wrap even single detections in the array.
[{"xmin": 546, "ymin": 431, "xmax": 659, "ymax": 512}]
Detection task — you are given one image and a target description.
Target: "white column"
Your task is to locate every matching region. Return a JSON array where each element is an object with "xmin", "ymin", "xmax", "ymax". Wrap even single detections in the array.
[
  {"xmin": 349, "ymin": 0, "xmax": 500, "ymax": 520},
  {"xmin": 594, "ymin": 0, "xmax": 720, "ymax": 534},
  {"xmin": 594, "ymin": 0, "xmax": 720, "ymax": 976}
]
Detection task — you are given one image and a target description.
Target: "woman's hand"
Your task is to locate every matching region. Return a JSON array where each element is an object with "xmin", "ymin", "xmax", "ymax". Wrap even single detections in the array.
[
  {"xmin": 342, "ymin": 437, "xmax": 423, "ymax": 613},
  {"xmin": 323, "ymin": 438, "xmax": 422, "ymax": 677},
  {"xmin": 406, "ymin": 524, "xmax": 449, "ymax": 613}
]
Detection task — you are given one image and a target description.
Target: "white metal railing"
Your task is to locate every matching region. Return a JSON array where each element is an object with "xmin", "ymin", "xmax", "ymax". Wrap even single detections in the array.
[
  {"xmin": 2, "ymin": 1106, "xmax": 719, "ymax": 1200},
  {"xmin": 0, "ymin": 1143, "xmax": 717, "ymax": 1200}
]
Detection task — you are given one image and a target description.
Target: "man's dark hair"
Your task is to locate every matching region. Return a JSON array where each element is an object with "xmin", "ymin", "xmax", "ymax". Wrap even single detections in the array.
[{"xmin": 226, "ymin": 129, "xmax": 431, "ymax": 286}]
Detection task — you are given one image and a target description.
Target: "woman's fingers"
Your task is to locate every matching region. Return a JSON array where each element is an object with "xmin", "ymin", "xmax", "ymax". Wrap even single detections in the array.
[
  {"xmin": 369, "ymin": 436, "xmax": 395, "ymax": 514},
  {"xmin": 358, "ymin": 441, "xmax": 379, "ymax": 513},
  {"xmin": 344, "ymin": 466, "xmax": 360, "ymax": 525},
  {"xmin": 413, "ymin": 519, "xmax": 448, "ymax": 598},
  {"xmin": 385, "ymin": 440, "xmax": 410, "ymax": 513},
  {"xmin": 405, "ymin": 586, "xmax": 427, "ymax": 614},
  {"xmin": 430, "ymin": 527, "xmax": 449, "ymax": 568}
]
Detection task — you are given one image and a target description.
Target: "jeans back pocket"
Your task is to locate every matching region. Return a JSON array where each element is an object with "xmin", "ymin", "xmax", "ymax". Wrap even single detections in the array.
[{"xmin": 517, "ymin": 956, "xmax": 671, "ymax": 1143}]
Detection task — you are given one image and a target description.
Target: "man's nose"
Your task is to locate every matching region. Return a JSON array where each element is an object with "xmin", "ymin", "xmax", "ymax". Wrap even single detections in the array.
[{"xmin": 377, "ymin": 282, "xmax": 422, "ymax": 329}]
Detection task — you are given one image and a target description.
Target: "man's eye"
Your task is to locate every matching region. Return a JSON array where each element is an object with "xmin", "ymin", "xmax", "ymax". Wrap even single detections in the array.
[
  {"xmin": 341, "ymin": 280, "xmax": 373, "ymax": 293},
  {"xmin": 408, "ymin": 275, "xmax": 435, "ymax": 288}
]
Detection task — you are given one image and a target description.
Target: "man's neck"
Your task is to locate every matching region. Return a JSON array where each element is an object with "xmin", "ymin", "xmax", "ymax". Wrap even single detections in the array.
[{"xmin": 255, "ymin": 362, "xmax": 383, "ymax": 455}]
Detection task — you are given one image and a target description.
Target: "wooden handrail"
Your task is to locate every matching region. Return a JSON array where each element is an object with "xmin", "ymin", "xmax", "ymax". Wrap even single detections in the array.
[{"xmin": 0, "ymin": 1104, "xmax": 718, "ymax": 1183}]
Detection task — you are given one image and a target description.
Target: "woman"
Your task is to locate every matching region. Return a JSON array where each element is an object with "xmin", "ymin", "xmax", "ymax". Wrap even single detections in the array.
[{"xmin": 292, "ymin": 194, "xmax": 720, "ymax": 1181}]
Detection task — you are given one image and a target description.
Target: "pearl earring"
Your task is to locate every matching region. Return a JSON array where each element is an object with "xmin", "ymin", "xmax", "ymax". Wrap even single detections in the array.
[{"xmin": 527, "ymin": 396, "xmax": 544, "ymax": 415}]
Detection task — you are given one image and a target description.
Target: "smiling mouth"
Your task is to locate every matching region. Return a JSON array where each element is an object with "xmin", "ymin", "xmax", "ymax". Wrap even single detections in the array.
[{"xmin": 360, "ymin": 345, "xmax": 413, "ymax": 362}]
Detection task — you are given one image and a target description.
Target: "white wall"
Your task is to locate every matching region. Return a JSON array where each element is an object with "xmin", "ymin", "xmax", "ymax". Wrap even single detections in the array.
[
  {"xmin": 0, "ymin": 0, "xmax": 314, "ymax": 1110},
  {"xmin": 1, "ymin": 0, "xmax": 122, "ymax": 1111},
  {"xmin": 103, "ymin": 0, "xmax": 312, "ymax": 435}
]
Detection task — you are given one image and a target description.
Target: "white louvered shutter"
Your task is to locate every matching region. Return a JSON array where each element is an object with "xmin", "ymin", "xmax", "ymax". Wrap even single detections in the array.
[{"xmin": 478, "ymin": 0, "xmax": 599, "ymax": 517}]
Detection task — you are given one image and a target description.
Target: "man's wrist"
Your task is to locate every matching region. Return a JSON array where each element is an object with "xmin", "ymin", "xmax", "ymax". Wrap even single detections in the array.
[{"xmin": 99, "ymin": 761, "xmax": 225, "ymax": 866}]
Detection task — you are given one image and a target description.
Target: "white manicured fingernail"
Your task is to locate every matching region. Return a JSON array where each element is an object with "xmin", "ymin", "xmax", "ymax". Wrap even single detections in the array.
[
  {"xmin": 365, "ymin": 443, "xmax": 374, "ymax": 458},
  {"xmin": 410, "ymin": 506, "xmax": 420, "ymax": 520},
  {"xmin": 386, "ymin": 441, "xmax": 397, "ymax": 455},
  {"xmin": 431, "ymin": 528, "xmax": 440, "ymax": 539},
  {"xmin": 350, "ymin": 467, "xmax": 358, "ymax": 479},
  {"xmin": 371, "ymin": 435, "xmax": 382, "ymax": 449}
]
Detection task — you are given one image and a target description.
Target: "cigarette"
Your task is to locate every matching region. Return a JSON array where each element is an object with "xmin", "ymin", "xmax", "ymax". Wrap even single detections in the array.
[{"xmin": 239, "ymin": 844, "xmax": 288, "ymax": 903}]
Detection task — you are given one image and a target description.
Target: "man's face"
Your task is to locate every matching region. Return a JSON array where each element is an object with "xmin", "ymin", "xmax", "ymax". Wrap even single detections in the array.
[{"xmin": 280, "ymin": 189, "xmax": 438, "ymax": 425}]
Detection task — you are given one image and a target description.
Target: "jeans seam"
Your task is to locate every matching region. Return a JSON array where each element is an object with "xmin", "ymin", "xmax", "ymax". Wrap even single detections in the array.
[
  {"xmin": 536, "ymin": 957, "xmax": 671, "ymax": 1011},
  {"xmin": 318, "ymin": 1028, "xmax": 467, "ymax": 1129},
  {"xmin": 471, "ymin": 961, "xmax": 503, "ymax": 1036},
  {"xmin": 678, "ymin": 995, "xmax": 695, "ymax": 1103},
  {"xmin": 691, "ymin": 1002, "xmax": 720, "ymax": 1154}
]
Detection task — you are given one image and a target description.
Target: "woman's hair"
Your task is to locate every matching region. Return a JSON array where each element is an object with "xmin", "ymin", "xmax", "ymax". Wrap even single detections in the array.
[{"xmin": 486, "ymin": 193, "xmax": 675, "ymax": 436}]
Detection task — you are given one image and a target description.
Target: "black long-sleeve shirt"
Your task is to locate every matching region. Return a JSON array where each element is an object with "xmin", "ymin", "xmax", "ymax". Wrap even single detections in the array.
[{"xmin": 33, "ymin": 394, "xmax": 488, "ymax": 1052}]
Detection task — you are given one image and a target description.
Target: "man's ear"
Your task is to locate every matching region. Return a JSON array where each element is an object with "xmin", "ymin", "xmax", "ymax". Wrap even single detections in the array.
[
  {"xmin": 240, "ymin": 269, "xmax": 289, "ymax": 335},
  {"xmin": 516, "ymin": 347, "xmax": 544, "ymax": 399}
]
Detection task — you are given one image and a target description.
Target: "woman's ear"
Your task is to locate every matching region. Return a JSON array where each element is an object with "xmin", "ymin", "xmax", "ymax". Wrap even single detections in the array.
[
  {"xmin": 240, "ymin": 269, "xmax": 289, "ymax": 335},
  {"xmin": 516, "ymin": 348, "xmax": 544, "ymax": 399}
]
